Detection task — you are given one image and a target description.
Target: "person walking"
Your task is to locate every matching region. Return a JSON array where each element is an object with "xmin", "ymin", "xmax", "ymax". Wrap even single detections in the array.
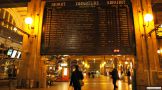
[
  {"xmin": 127, "ymin": 69, "xmax": 131, "ymax": 84},
  {"xmin": 70, "ymin": 65, "xmax": 84, "ymax": 90},
  {"xmin": 111, "ymin": 67, "xmax": 119, "ymax": 90}
]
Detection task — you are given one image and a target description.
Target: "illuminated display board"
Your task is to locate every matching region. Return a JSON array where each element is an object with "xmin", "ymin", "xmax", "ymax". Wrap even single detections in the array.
[{"xmin": 41, "ymin": 0, "xmax": 135, "ymax": 55}]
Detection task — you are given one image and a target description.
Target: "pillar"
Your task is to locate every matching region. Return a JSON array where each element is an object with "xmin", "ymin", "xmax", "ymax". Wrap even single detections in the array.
[
  {"xmin": 18, "ymin": 0, "xmax": 46, "ymax": 88},
  {"xmin": 131, "ymin": 0, "xmax": 162, "ymax": 89}
]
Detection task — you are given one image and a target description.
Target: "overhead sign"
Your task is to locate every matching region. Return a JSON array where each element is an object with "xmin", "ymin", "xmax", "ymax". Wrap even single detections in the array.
[
  {"xmin": 41, "ymin": 0, "xmax": 135, "ymax": 55},
  {"xmin": 47, "ymin": 0, "xmax": 127, "ymax": 8}
]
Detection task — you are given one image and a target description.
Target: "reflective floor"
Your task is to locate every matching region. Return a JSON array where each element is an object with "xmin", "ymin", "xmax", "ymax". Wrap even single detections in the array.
[{"xmin": 16, "ymin": 75, "xmax": 132, "ymax": 90}]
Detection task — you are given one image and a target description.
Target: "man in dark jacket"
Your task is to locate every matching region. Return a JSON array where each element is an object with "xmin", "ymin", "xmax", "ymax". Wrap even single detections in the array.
[
  {"xmin": 111, "ymin": 68, "xmax": 118, "ymax": 90},
  {"xmin": 70, "ymin": 65, "xmax": 84, "ymax": 90}
]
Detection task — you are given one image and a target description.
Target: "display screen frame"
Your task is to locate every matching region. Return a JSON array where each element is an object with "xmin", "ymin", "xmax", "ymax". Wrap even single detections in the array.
[
  {"xmin": 16, "ymin": 51, "xmax": 21, "ymax": 59},
  {"xmin": 7, "ymin": 49, "xmax": 13, "ymax": 56},
  {"xmin": 11, "ymin": 50, "xmax": 17, "ymax": 58}
]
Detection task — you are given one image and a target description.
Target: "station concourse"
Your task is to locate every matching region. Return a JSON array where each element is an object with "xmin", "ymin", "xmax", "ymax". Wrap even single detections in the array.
[{"xmin": 0, "ymin": 0, "xmax": 162, "ymax": 90}]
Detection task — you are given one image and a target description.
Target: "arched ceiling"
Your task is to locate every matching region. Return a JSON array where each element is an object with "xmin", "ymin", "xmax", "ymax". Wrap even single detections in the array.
[
  {"xmin": 0, "ymin": 0, "xmax": 29, "ymax": 33},
  {"xmin": 5, "ymin": 7, "xmax": 27, "ymax": 29}
]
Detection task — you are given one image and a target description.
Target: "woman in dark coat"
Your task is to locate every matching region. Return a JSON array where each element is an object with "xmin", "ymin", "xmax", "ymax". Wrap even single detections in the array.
[
  {"xmin": 70, "ymin": 65, "xmax": 84, "ymax": 90},
  {"xmin": 111, "ymin": 68, "xmax": 119, "ymax": 90}
]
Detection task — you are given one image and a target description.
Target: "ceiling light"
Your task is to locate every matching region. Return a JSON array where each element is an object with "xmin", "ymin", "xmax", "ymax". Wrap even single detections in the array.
[{"xmin": 25, "ymin": 17, "xmax": 33, "ymax": 25}]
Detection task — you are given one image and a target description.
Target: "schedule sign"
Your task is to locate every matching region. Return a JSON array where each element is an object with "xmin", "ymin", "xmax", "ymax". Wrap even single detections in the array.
[{"xmin": 41, "ymin": 0, "xmax": 135, "ymax": 55}]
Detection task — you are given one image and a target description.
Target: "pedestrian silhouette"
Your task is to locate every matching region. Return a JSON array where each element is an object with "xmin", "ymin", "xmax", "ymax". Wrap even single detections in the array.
[
  {"xmin": 127, "ymin": 69, "xmax": 131, "ymax": 84},
  {"xmin": 70, "ymin": 65, "xmax": 84, "ymax": 90},
  {"xmin": 111, "ymin": 68, "xmax": 119, "ymax": 90}
]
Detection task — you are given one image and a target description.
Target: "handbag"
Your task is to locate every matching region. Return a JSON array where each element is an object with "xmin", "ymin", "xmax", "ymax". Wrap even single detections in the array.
[
  {"xmin": 79, "ymin": 80, "xmax": 84, "ymax": 86},
  {"xmin": 68, "ymin": 86, "xmax": 73, "ymax": 90}
]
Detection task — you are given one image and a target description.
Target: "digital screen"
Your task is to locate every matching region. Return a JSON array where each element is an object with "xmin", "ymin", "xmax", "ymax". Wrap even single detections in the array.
[
  {"xmin": 11, "ymin": 50, "xmax": 17, "ymax": 58},
  {"xmin": 7, "ymin": 49, "xmax": 13, "ymax": 56},
  {"xmin": 146, "ymin": 87, "xmax": 161, "ymax": 90},
  {"xmin": 16, "ymin": 51, "xmax": 21, "ymax": 59}
]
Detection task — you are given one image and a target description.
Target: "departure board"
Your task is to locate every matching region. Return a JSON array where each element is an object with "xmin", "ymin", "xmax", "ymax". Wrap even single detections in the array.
[{"xmin": 41, "ymin": 0, "xmax": 135, "ymax": 55}]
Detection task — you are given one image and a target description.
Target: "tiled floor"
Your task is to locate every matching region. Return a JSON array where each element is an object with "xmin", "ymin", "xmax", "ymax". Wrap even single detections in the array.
[{"xmin": 16, "ymin": 75, "xmax": 132, "ymax": 90}]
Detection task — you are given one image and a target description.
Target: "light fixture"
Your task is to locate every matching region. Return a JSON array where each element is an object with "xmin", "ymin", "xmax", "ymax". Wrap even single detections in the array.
[
  {"xmin": 87, "ymin": 65, "xmax": 90, "ymax": 68},
  {"xmin": 61, "ymin": 62, "xmax": 68, "ymax": 67},
  {"xmin": 82, "ymin": 61, "xmax": 85, "ymax": 65},
  {"xmin": 159, "ymin": 24, "xmax": 162, "ymax": 28},
  {"xmin": 103, "ymin": 62, "xmax": 106, "ymax": 65},
  {"xmin": 113, "ymin": 49, "xmax": 120, "ymax": 53},
  {"xmin": 25, "ymin": 17, "xmax": 33, "ymax": 25},
  {"xmin": 63, "ymin": 55, "xmax": 69, "ymax": 57},
  {"xmin": 125, "ymin": 61, "xmax": 128, "ymax": 64},
  {"xmin": 63, "ymin": 68, "xmax": 68, "ymax": 76},
  {"xmin": 58, "ymin": 66, "xmax": 62, "ymax": 70},
  {"xmin": 144, "ymin": 14, "xmax": 153, "ymax": 22},
  {"xmin": 13, "ymin": 27, "xmax": 17, "ymax": 31}
]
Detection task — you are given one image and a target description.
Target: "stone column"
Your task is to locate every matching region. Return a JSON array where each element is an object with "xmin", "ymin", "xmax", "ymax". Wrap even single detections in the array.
[
  {"xmin": 131, "ymin": 0, "xmax": 161, "ymax": 89},
  {"xmin": 18, "ymin": 0, "xmax": 46, "ymax": 88}
]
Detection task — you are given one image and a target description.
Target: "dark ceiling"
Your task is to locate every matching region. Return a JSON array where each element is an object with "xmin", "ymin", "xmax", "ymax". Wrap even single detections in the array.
[
  {"xmin": 0, "ymin": 0, "xmax": 30, "ymax": 8},
  {"xmin": 152, "ymin": 0, "xmax": 162, "ymax": 11}
]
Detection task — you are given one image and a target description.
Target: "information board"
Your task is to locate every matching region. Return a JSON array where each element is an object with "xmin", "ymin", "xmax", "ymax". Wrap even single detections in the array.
[{"xmin": 41, "ymin": 0, "xmax": 135, "ymax": 55}]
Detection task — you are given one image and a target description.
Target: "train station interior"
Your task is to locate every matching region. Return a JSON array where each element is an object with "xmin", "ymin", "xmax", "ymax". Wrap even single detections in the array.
[{"xmin": 0, "ymin": 0, "xmax": 162, "ymax": 90}]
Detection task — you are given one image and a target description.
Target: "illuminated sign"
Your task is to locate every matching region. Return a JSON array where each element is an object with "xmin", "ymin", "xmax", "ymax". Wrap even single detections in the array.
[
  {"xmin": 61, "ymin": 63, "xmax": 68, "ymax": 67},
  {"xmin": 63, "ymin": 68, "xmax": 68, "ymax": 76},
  {"xmin": 49, "ymin": 0, "xmax": 127, "ymax": 7},
  {"xmin": 146, "ymin": 87, "xmax": 161, "ymax": 90},
  {"xmin": 41, "ymin": 0, "xmax": 135, "ymax": 55}
]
